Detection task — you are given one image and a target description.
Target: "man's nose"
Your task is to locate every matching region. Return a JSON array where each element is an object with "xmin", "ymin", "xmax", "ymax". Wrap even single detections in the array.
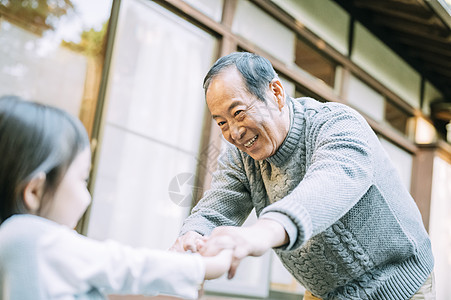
[{"xmin": 230, "ymin": 123, "xmax": 245, "ymax": 141}]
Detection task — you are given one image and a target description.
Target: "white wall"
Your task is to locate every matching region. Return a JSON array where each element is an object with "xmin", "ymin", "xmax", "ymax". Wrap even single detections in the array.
[
  {"xmin": 429, "ymin": 156, "xmax": 451, "ymax": 300},
  {"xmin": 271, "ymin": 0, "xmax": 350, "ymax": 55},
  {"xmin": 233, "ymin": 0, "xmax": 295, "ymax": 65},
  {"xmin": 352, "ymin": 23, "xmax": 421, "ymax": 109}
]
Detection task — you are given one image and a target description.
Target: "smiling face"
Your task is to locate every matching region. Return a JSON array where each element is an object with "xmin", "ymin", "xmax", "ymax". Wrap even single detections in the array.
[
  {"xmin": 40, "ymin": 147, "xmax": 92, "ymax": 228},
  {"xmin": 206, "ymin": 67, "xmax": 290, "ymax": 160}
]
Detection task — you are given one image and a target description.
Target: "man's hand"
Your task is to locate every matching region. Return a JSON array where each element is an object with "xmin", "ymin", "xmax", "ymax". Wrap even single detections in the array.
[
  {"xmin": 169, "ymin": 231, "xmax": 203, "ymax": 253},
  {"xmin": 198, "ymin": 219, "xmax": 288, "ymax": 279}
]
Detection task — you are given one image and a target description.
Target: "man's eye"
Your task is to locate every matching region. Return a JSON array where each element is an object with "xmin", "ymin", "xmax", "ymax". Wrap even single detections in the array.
[
  {"xmin": 234, "ymin": 110, "xmax": 243, "ymax": 117},
  {"xmin": 218, "ymin": 121, "xmax": 226, "ymax": 126}
]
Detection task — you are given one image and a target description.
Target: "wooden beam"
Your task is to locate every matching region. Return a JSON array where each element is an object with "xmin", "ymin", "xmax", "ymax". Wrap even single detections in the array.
[
  {"xmin": 411, "ymin": 145, "xmax": 435, "ymax": 232},
  {"xmin": 423, "ymin": 65, "xmax": 451, "ymax": 77},
  {"xmin": 335, "ymin": 0, "xmax": 451, "ymax": 100},
  {"xmin": 249, "ymin": 0, "xmax": 350, "ymax": 66},
  {"xmin": 218, "ymin": 0, "xmax": 238, "ymax": 56},
  {"xmin": 407, "ymin": 50, "xmax": 451, "ymax": 68},
  {"xmin": 250, "ymin": 0, "xmax": 417, "ymax": 115},
  {"xmin": 154, "ymin": 0, "xmax": 232, "ymax": 38},
  {"xmin": 353, "ymin": 0, "xmax": 436, "ymax": 25},
  {"xmin": 372, "ymin": 15, "xmax": 451, "ymax": 41},
  {"xmin": 393, "ymin": 35, "xmax": 451, "ymax": 58},
  {"xmin": 221, "ymin": 0, "xmax": 237, "ymax": 28}
]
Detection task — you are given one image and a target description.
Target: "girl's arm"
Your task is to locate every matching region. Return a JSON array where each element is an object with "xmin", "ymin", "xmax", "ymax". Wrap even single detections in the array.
[{"xmin": 40, "ymin": 226, "xmax": 208, "ymax": 299}]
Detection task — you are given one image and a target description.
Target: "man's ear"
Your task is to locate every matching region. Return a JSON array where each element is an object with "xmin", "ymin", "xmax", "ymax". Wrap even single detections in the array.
[
  {"xmin": 269, "ymin": 79, "xmax": 286, "ymax": 111},
  {"xmin": 23, "ymin": 172, "xmax": 46, "ymax": 213}
]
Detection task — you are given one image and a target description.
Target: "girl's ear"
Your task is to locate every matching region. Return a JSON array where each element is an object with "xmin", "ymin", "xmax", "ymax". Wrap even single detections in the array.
[{"xmin": 23, "ymin": 172, "xmax": 46, "ymax": 214}]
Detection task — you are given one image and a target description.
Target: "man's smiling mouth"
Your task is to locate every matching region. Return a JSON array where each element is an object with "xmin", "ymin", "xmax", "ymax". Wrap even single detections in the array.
[{"xmin": 244, "ymin": 135, "xmax": 258, "ymax": 148}]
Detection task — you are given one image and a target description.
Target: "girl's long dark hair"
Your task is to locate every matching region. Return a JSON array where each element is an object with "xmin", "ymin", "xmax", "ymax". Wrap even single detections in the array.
[{"xmin": 0, "ymin": 95, "xmax": 89, "ymax": 224}]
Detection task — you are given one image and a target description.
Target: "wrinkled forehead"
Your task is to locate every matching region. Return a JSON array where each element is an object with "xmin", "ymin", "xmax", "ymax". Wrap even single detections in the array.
[
  {"xmin": 207, "ymin": 66, "xmax": 251, "ymax": 96},
  {"xmin": 209, "ymin": 66, "xmax": 245, "ymax": 89},
  {"xmin": 206, "ymin": 71, "xmax": 250, "ymax": 107}
]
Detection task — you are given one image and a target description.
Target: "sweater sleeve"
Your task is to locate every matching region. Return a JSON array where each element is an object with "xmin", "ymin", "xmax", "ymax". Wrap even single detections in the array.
[
  {"xmin": 261, "ymin": 108, "xmax": 373, "ymax": 250},
  {"xmin": 39, "ymin": 228, "xmax": 205, "ymax": 299},
  {"xmin": 179, "ymin": 145, "xmax": 254, "ymax": 237}
]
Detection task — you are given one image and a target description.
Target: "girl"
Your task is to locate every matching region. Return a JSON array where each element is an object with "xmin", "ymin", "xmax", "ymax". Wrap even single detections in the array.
[{"xmin": 0, "ymin": 95, "xmax": 232, "ymax": 299}]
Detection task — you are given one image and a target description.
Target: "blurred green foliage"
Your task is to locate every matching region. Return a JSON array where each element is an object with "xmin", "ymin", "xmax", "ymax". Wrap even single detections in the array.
[
  {"xmin": 62, "ymin": 22, "xmax": 108, "ymax": 57},
  {"xmin": 0, "ymin": 0, "xmax": 109, "ymax": 57},
  {"xmin": 0, "ymin": 0, "xmax": 74, "ymax": 30}
]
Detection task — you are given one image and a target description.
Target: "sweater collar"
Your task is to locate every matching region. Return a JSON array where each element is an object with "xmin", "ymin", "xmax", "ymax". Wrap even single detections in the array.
[{"xmin": 266, "ymin": 98, "xmax": 304, "ymax": 166}]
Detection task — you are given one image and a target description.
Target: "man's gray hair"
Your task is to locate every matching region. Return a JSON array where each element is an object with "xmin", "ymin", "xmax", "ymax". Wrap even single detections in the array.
[{"xmin": 203, "ymin": 52, "xmax": 278, "ymax": 102}]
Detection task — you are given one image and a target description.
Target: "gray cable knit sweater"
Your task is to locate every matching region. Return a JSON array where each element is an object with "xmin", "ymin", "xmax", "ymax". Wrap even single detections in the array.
[{"xmin": 180, "ymin": 97, "xmax": 434, "ymax": 300}]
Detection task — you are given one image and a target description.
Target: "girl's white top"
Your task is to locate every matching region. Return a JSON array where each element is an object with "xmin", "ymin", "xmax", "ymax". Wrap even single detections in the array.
[{"xmin": 0, "ymin": 214, "xmax": 204, "ymax": 299}]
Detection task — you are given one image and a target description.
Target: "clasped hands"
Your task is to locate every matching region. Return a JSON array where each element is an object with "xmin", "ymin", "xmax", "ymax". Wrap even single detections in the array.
[{"xmin": 170, "ymin": 219, "xmax": 289, "ymax": 280}]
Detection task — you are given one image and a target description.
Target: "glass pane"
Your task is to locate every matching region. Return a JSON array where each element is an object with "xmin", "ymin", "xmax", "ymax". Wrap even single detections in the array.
[
  {"xmin": 0, "ymin": 0, "xmax": 112, "ymax": 136},
  {"xmin": 294, "ymin": 86, "xmax": 324, "ymax": 101},
  {"xmin": 204, "ymin": 210, "xmax": 272, "ymax": 298},
  {"xmin": 87, "ymin": 126, "xmax": 200, "ymax": 249},
  {"xmin": 270, "ymin": 252, "xmax": 305, "ymax": 295},
  {"xmin": 295, "ymin": 37, "xmax": 337, "ymax": 88},
  {"xmin": 86, "ymin": 0, "xmax": 217, "ymax": 250},
  {"xmin": 385, "ymin": 100, "xmax": 411, "ymax": 136},
  {"xmin": 182, "ymin": 0, "xmax": 223, "ymax": 22},
  {"xmin": 378, "ymin": 137, "xmax": 412, "ymax": 191},
  {"xmin": 232, "ymin": 0, "xmax": 295, "ymax": 65}
]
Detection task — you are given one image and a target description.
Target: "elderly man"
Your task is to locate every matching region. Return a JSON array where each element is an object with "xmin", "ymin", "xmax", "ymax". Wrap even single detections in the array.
[{"xmin": 171, "ymin": 52, "xmax": 434, "ymax": 299}]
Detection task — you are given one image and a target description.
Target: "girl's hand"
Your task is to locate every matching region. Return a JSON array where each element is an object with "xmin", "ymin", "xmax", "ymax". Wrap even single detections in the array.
[{"xmin": 202, "ymin": 249, "xmax": 233, "ymax": 280}]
